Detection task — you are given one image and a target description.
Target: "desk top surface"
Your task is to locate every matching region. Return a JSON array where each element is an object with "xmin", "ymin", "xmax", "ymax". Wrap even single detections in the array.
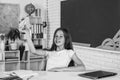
[
  {"xmin": 1, "ymin": 70, "xmax": 120, "ymax": 80},
  {"xmin": 30, "ymin": 70, "xmax": 120, "ymax": 80}
]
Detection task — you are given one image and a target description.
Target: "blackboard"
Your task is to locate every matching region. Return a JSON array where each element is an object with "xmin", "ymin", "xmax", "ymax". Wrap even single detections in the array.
[{"xmin": 61, "ymin": 0, "xmax": 120, "ymax": 47}]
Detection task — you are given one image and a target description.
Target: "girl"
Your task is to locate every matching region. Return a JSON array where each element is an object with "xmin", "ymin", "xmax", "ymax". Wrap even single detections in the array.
[{"xmin": 24, "ymin": 27, "xmax": 85, "ymax": 71}]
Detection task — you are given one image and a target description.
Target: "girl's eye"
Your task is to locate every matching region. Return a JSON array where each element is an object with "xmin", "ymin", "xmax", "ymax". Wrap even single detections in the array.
[
  {"xmin": 55, "ymin": 35, "xmax": 63, "ymax": 38},
  {"xmin": 60, "ymin": 36, "xmax": 63, "ymax": 38},
  {"xmin": 55, "ymin": 35, "xmax": 58, "ymax": 38}
]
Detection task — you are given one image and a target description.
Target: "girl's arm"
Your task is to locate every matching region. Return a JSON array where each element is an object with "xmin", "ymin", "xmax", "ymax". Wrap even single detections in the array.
[
  {"xmin": 69, "ymin": 53, "xmax": 86, "ymax": 71},
  {"xmin": 23, "ymin": 30, "xmax": 36, "ymax": 54},
  {"xmin": 22, "ymin": 30, "xmax": 48, "ymax": 56}
]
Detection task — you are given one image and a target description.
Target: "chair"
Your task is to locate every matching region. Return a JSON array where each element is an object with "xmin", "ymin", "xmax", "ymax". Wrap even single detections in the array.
[{"xmin": 68, "ymin": 60, "xmax": 75, "ymax": 67}]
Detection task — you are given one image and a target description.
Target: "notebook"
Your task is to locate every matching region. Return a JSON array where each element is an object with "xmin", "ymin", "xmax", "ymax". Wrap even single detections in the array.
[
  {"xmin": 0, "ymin": 76, "xmax": 22, "ymax": 80},
  {"xmin": 78, "ymin": 70, "xmax": 117, "ymax": 79}
]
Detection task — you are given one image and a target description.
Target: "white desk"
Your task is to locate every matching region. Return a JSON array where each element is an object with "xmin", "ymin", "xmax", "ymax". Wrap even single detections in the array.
[
  {"xmin": 0, "ymin": 70, "xmax": 119, "ymax": 80},
  {"xmin": 30, "ymin": 70, "xmax": 120, "ymax": 80}
]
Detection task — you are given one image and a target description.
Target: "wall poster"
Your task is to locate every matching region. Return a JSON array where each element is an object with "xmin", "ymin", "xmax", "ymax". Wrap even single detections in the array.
[{"xmin": 0, "ymin": 3, "xmax": 19, "ymax": 34}]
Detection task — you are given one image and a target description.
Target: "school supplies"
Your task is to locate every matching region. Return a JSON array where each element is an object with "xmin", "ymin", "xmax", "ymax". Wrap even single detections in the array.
[{"xmin": 78, "ymin": 70, "xmax": 117, "ymax": 79}]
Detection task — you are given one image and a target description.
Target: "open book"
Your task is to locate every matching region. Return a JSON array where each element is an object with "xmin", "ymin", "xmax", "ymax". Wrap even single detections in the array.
[
  {"xmin": 10, "ymin": 70, "xmax": 39, "ymax": 78},
  {"xmin": 0, "ymin": 70, "xmax": 39, "ymax": 80}
]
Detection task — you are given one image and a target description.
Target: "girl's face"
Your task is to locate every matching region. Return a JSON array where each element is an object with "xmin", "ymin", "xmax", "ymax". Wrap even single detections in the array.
[{"xmin": 54, "ymin": 30, "xmax": 65, "ymax": 48}]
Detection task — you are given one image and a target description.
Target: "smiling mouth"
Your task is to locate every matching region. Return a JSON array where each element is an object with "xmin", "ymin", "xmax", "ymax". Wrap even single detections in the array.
[{"xmin": 56, "ymin": 41, "xmax": 61, "ymax": 43}]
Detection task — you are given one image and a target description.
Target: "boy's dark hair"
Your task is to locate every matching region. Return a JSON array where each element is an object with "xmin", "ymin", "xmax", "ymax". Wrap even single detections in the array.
[{"xmin": 50, "ymin": 27, "xmax": 73, "ymax": 51}]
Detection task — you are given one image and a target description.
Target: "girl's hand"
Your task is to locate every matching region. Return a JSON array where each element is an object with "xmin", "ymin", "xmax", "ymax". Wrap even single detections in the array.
[
  {"xmin": 48, "ymin": 67, "xmax": 70, "ymax": 72},
  {"xmin": 48, "ymin": 68, "xmax": 63, "ymax": 72},
  {"xmin": 20, "ymin": 29, "xmax": 31, "ymax": 41},
  {"xmin": 48, "ymin": 66, "xmax": 86, "ymax": 72}
]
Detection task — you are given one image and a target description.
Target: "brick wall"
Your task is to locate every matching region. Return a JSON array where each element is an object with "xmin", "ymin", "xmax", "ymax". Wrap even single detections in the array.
[
  {"xmin": 47, "ymin": 0, "xmax": 62, "ymax": 48},
  {"xmin": 74, "ymin": 45, "xmax": 120, "ymax": 71}
]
